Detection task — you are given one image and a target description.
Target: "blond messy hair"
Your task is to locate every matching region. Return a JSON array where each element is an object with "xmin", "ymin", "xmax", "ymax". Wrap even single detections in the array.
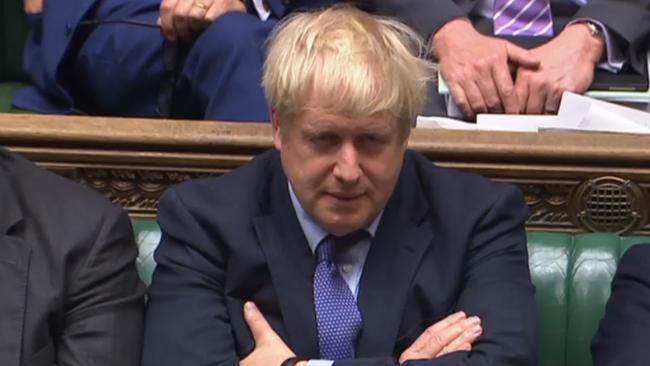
[{"xmin": 263, "ymin": 5, "xmax": 435, "ymax": 128}]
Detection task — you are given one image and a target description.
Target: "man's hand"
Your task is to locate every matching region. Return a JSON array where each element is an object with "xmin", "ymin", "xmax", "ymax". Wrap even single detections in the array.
[
  {"xmin": 514, "ymin": 23, "xmax": 605, "ymax": 114},
  {"xmin": 433, "ymin": 19, "xmax": 540, "ymax": 118},
  {"xmin": 23, "ymin": 0, "xmax": 43, "ymax": 14},
  {"xmin": 240, "ymin": 302, "xmax": 297, "ymax": 366},
  {"xmin": 158, "ymin": 0, "xmax": 246, "ymax": 41},
  {"xmin": 398, "ymin": 312, "xmax": 482, "ymax": 363}
]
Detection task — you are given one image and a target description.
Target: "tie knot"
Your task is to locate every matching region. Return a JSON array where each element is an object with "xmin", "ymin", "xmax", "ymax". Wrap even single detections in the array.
[{"xmin": 316, "ymin": 230, "xmax": 368, "ymax": 263}]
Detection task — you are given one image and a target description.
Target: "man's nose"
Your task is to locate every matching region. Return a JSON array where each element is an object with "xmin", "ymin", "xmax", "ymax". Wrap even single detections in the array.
[{"xmin": 332, "ymin": 142, "xmax": 361, "ymax": 184}]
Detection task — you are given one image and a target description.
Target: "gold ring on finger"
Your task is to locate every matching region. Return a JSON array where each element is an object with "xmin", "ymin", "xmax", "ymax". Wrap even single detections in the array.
[{"xmin": 192, "ymin": 1, "xmax": 209, "ymax": 10}]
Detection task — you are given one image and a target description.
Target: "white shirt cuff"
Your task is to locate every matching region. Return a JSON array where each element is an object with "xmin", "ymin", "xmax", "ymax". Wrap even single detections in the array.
[
  {"xmin": 252, "ymin": 0, "xmax": 271, "ymax": 21},
  {"xmin": 307, "ymin": 360, "xmax": 334, "ymax": 366}
]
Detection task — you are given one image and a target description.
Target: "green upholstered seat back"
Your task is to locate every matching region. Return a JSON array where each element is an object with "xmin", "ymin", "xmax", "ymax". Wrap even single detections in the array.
[
  {"xmin": 0, "ymin": 0, "xmax": 29, "ymax": 82},
  {"xmin": 133, "ymin": 220, "xmax": 161, "ymax": 287},
  {"xmin": 132, "ymin": 220, "xmax": 650, "ymax": 366},
  {"xmin": 527, "ymin": 232, "xmax": 650, "ymax": 366},
  {"xmin": 0, "ymin": 0, "xmax": 30, "ymax": 111}
]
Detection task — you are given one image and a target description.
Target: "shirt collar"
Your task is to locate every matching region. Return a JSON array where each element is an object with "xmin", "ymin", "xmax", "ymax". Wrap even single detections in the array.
[{"xmin": 288, "ymin": 183, "xmax": 382, "ymax": 254}]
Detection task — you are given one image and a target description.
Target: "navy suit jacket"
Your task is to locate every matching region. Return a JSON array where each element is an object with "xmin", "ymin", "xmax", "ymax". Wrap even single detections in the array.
[
  {"xmin": 14, "ymin": 0, "xmax": 319, "ymax": 114},
  {"xmin": 143, "ymin": 149, "xmax": 538, "ymax": 366},
  {"xmin": 591, "ymin": 244, "xmax": 650, "ymax": 366}
]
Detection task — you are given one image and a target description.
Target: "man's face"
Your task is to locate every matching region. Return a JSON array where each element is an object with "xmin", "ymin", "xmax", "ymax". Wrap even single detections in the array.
[{"xmin": 273, "ymin": 107, "xmax": 409, "ymax": 236}]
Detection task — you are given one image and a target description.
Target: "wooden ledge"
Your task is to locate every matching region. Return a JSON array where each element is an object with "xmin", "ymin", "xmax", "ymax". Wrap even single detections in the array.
[
  {"xmin": 1, "ymin": 113, "xmax": 649, "ymax": 233},
  {"xmin": 2, "ymin": 113, "xmax": 650, "ymax": 166}
]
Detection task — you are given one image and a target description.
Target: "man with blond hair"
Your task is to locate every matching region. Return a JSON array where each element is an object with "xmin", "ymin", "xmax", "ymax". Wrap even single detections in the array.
[{"xmin": 142, "ymin": 6, "xmax": 537, "ymax": 366}]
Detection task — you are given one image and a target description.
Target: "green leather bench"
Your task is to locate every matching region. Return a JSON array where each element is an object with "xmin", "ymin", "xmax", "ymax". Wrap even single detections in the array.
[
  {"xmin": 0, "ymin": 0, "xmax": 29, "ymax": 112},
  {"xmin": 132, "ymin": 219, "xmax": 650, "ymax": 366}
]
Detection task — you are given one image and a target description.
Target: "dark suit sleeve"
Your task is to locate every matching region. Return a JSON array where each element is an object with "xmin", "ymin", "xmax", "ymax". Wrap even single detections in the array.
[
  {"xmin": 142, "ymin": 188, "xmax": 240, "ymax": 366},
  {"xmin": 57, "ymin": 206, "xmax": 145, "ymax": 366},
  {"xmin": 337, "ymin": 186, "xmax": 538, "ymax": 366},
  {"xmin": 591, "ymin": 244, "xmax": 650, "ymax": 366},
  {"xmin": 574, "ymin": 0, "xmax": 650, "ymax": 69},
  {"xmin": 357, "ymin": 0, "xmax": 467, "ymax": 40}
]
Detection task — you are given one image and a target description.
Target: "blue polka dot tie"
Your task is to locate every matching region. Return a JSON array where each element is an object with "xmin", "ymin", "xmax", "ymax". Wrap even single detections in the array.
[{"xmin": 313, "ymin": 232, "xmax": 366, "ymax": 360}]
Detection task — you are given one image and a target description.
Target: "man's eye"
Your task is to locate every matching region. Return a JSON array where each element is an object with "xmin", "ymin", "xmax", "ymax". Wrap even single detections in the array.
[
  {"xmin": 358, "ymin": 134, "xmax": 385, "ymax": 145},
  {"xmin": 311, "ymin": 134, "xmax": 338, "ymax": 143}
]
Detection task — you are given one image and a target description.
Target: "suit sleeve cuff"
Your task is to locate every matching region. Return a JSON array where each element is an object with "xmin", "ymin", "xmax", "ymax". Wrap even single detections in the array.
[{"xmin": 251, "ymin": 0, "xmax": 271, "ymax": 21}]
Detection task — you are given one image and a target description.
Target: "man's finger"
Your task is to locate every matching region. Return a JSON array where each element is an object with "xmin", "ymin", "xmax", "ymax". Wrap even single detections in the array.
[
  {"xmin": 244, "ymin": 302, "xmax": 275, "ymax": 344},
  {"xmin": 475, "ymin": 66, "xmax": 505, "ymax": 113},
  {"xmin": 491, "ymin": 61, "xmax": 519, "ymax": 114},
  {"xmin": 544, "ymin": 89, "xmax": 562, "ymax": 114},
  {"xmin": 436, "ymin": 321, "xmax": 482, "ymax": 357},
  {"xmin": 187, "ymin": 0, "xmax": 211, "ymax": 34},
  {"xmin": 525, "ymin": 83, "xmax": 547, "ymax": 114},
  {"xmin": 438, "ymin": 342, "xmax": 472, "ymax": 357},
  {"xmin": 420, "ymin": 316, "xmax": 478, "ymax": 357},
  {"xmin": 160, "ymin": 0, "xmax": 180, "ymax": 40},
  {"xmin": 408, "ymin": 311, "xmax": 466, "ymax": 352},
  {"xmin": 514, "ymin": 74, "xmax": 530, "ymax": 114},
  {"xmin": 506, "ymin": 43, "xmax": 540, "ymax": 70},
  {"xmin": 172, "ymin": 0, "xmax": 194, "ymax": 41},
  {"xmin": 447, "ymin": 82, "xmax": 473, "ymax": 119},
  {"xmin": 463, "ymin": 81, "xmax": 488, "ymax": 118},
  {"xmin": 205, "ymin": 1, "xmax": 246, "ymax": 24}
]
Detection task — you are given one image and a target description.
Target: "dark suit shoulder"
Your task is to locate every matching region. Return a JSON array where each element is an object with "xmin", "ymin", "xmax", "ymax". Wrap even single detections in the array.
[
  {"xmin": 162, "ymin": 149, "xmax": 280, "ymax": 221},
  {"xmin": 405, "ymin": 149, "xmax": 525, "ymax": 209},
  {"xmin": 0, "ymin": 148, "xmax": 124, "ymax": 225},
  {"xmin": 617, "ymin": 243, "xmax": 650, "ymax": 283}
]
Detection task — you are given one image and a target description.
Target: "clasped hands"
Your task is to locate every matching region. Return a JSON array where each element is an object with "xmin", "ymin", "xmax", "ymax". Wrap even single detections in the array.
[
  {"xmin": 433, "ymin": 18, "xmax": 605, "ymax": 118},
  {"xmin": 157, "ymin": 0, "xmax": 246, "ymax": 41},
  {"xmin": 239, "ymin": 302, "xmax": 483, "ymax": 366}
]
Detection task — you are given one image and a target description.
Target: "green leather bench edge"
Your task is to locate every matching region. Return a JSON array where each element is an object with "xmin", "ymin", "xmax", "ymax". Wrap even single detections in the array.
[
  {"xmin": 528, "ymin": 232, "xmax": 650, "ymax": 366},
  {"xmin": 0, "ymin": 82, "xmax": 29, "ymax": 112}
]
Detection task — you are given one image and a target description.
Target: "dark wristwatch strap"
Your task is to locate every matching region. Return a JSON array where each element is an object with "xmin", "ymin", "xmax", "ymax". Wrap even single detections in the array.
[{"xmin": 280, "ymin": 357, "xmax": 308, "ymax": 366}]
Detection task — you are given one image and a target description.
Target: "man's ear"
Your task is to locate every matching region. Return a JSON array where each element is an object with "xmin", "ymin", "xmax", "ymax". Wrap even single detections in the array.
[{"xmin": 271, "ymin": 110, "xmax": 282, "ymax": 151}]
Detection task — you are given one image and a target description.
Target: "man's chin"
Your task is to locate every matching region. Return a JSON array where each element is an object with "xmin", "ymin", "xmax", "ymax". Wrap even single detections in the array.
[{"xmin": 316, "ymin": 214, "xmax": 367, "ymax": 236}]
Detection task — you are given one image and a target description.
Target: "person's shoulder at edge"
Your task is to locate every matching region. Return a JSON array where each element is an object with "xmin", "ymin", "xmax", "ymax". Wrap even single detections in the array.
[
  {"xmin": 0, "ymin": 147, "xmax": 125, "ymax": 221},
  {"xmin": 158, "ymin": 149, "xmax": 281, "ymax": 218},
  {"xmin": 618, "ymin": 243, "xmax": 650, "ymax": 270}
]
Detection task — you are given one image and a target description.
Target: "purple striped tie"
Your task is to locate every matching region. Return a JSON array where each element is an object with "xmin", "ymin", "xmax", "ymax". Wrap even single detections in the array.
[
  {"xmin": 313, "ymin": 232, "xmax": 366, "ymax": 360},
  {"xmin": 493, "ymin": 0, "xmax": 554, "ymax": 37}
]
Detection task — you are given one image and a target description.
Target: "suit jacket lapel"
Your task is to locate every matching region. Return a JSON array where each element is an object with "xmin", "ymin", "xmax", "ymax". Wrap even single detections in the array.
[
  {"xmin": 356, "ymin": 156, "xmax": 433, "ymax": 357},
  {"xmin": 252, "ymin": 162, "xmax": 320, "ymax": 358},
  {"xmin": 0, "ymin": 171, "xmax": 30, "ymax": 366}
]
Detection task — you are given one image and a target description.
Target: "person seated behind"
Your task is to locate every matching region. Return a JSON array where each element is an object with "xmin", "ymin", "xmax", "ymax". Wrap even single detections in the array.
[
  {"xmin": 376, "ymin": 0, "xmax": 650, "ymax": 118},
  {"xmin": 591, "ymin": 243, "xmax": 650, "ymax": 366},
  {"xmin": 0, "ymin": 146, "xmax": 144, "ymax": 366},
  {"xmin": 142, "ymin": 6, "xmax": 538, "ymax": 366},
  {"xmin": 14, "ymin": 0, "xmax": 336, "ymax": 122}
]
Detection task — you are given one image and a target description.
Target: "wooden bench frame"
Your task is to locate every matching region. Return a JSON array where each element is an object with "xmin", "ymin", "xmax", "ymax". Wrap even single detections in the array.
[{"xmin": 2, "ymin": 113, "xmax": 649, "ymax": 234}]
